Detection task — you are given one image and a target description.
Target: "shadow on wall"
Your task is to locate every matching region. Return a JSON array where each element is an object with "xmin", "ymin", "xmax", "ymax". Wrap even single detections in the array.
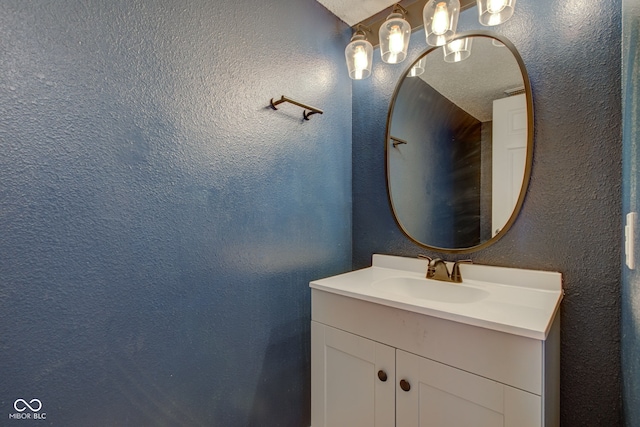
[{"xmin": 248, "ymin": 319, "xmax": 310, "ymax": 427}]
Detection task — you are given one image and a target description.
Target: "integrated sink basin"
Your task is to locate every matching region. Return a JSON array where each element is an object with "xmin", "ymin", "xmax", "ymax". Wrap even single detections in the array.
[
  {"xmin": 310, "ymin": 254, "xmax": 564, "ymax": 339},
  {"xmin": 371, "ymin": 276, "xmax": 489, "ymax": 303}
]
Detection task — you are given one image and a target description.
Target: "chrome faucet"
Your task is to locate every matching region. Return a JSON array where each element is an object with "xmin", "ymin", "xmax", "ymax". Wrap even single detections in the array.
[{"xmin": 421, "ymin": 256, "xmax": 472, "ymax": 283}]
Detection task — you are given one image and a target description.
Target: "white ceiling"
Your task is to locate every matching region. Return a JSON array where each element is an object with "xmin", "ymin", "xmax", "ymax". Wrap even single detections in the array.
[
  {"xmin": 316, "ymin": 0, "xmax": 398, "ymax": 26},
  {"xmin": 420, "ymin": 37, "xmax": 524, "ymax": 121}
]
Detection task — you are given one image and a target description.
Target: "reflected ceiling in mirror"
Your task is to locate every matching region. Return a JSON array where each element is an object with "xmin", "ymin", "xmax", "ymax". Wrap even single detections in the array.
[{"xmin": 386, "ymin": 32, "xmax": 533, "ymax": 253}]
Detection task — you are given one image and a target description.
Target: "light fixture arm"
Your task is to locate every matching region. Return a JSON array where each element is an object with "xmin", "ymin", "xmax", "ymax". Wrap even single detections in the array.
[
  {"xmin": 352, "ymin": 24, "xmax": 371, "ymax": 40},
  {"xmin": 391, "ymin": 3, "xmax": 408, "ymax": 16}
]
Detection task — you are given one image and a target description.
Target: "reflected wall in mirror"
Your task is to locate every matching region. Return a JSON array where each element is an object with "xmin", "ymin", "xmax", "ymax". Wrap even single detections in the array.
[{"xmin": 386, "ymin": 32, "xmax": 533, "ymax": 253}]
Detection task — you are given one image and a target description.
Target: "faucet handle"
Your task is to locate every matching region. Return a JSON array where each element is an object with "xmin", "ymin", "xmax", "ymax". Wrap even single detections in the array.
[
  {"xmin": 451, "ymin": 260, "xmax": 472, "ymax": 283},
  {"xmin": 417, "ymin": 254, "xmax": 433, "ymax": 262}
]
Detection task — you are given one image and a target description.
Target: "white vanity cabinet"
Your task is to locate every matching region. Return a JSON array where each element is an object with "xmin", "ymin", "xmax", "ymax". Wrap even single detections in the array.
[
  {"xmin": 310, "ymin": 255, "xmax": 562, "ymax": 427},
  {"xmin": 312, "ymin": 320, "xmax": 547, "ymax": 427}
]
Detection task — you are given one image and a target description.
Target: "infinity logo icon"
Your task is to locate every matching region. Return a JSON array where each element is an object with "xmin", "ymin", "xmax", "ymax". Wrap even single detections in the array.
[{"xmin": 14, "ymin": 399, "xmax": 42, "ymax": 412}]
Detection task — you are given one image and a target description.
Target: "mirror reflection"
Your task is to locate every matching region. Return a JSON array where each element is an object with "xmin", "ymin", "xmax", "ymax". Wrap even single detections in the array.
[{"xmin": 386, "ymin": 33, "xmax": 532, "ymax": 252}]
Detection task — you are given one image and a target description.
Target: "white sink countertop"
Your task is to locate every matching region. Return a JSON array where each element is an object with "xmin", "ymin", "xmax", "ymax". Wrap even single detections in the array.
[{"xmin": 310, "ymin": 254, "xmax": 563, "ymax": 340}]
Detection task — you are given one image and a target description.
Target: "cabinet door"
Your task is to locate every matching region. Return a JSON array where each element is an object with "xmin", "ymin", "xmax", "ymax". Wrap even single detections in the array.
[
  {"xmin": 396, "ymin": 350, "xmax": 541, "ymax": 427},
  {"xmin": 311, "ymin": 322, "xmax": 395, "ymax": 427}
]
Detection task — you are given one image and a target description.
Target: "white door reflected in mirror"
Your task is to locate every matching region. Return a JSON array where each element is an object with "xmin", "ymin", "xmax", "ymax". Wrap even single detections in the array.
[{"xmin": 492, "ymin": 93, "xmax": 527, "ymax": 237}]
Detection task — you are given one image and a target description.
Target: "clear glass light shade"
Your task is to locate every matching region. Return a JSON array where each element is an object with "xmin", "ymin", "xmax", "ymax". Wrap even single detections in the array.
[
  {"xmin": 345, "ymin": 34, "xmax": 373, "ymax": 80},
  {"xmin": 379, "ymin": 13, "xmax": 411, "ymax": 64},
  {"xmin": 408, "ymin": 57, "xmax": 427, "ymax": 77},
  {"xmin": 443, "ymin": 37, "xmax": 473, "ymax": 63},
  {"xmin": 423, "ymin": 0, "xmax": 460, "ymax": 46},
  {"xmin": 477, "ymin": 0, "xmax": 516, "ymax": 26}
]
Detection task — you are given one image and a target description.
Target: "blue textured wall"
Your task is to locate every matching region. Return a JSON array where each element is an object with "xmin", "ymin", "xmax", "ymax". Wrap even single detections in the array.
[
  {"xmin": 622, "ymin": 0, "xmax": 640, "ymax": 425},
  {"xmin": 353, "ymin": 1, "xmax": 622, "ymax": 425},
  {"xmin": 0, "ymin": 0, "xmax": 351, "ymax": 425}
]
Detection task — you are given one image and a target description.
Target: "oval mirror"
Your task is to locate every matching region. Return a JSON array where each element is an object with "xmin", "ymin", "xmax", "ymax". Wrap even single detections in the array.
[{"xmin": 386, "ymin": 32, "xmax": 533, "ymax": 253}]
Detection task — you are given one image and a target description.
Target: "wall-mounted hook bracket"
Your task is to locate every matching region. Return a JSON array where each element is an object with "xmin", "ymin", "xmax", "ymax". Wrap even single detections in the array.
[
  {"xmin": 303, "ymin": 110, "xmax": 322, "ymax": 120},
  {"xmin": 391, "ymin": 136, "xmax": 408, "ymax": 148},
  {"xmin": 270, "ymin": 96, "xmax": 324, "ymax": 121}
]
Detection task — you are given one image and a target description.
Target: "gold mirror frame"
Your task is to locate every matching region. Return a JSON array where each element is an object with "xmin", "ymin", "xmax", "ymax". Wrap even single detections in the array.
[{"xmin": 385, "ymin": 31, "xmax": 534, "ymax": 254}]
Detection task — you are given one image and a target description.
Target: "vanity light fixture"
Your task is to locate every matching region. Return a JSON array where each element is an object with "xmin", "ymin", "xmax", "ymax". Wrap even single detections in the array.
[
  {"xmin": 379, "ymin": 4, "xmax": 411, "ymax": 64},
  {"xmin": 346, "ymin": 0, "xmax": 519, "ymax": 79},
  {"xmin": 443, "ymin": 37, "xmax": 473, "ymax": 62},
  {"xmin": 346, "ymin": 25, "xmax": 373, "ymax": 80},
  {"xmin": 477, "ymin": 0, "xmax": 516, "ymax": 26},
  {"xmin": 423, "ymin": 0, "xmax": 460, "ymax": 46},
  {"xmin": 408, "ymin": 57, "xmax": 427, "ymax": 77}
]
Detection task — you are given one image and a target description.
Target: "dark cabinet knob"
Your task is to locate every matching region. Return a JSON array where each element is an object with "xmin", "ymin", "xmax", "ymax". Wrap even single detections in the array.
[
  {"xmin": 400, "ymin": 379, "xmax": 411, "ymax": 392},
  {"xmin": 378, "ymin": 370, "xmax": 388, "ymax": 382}
]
